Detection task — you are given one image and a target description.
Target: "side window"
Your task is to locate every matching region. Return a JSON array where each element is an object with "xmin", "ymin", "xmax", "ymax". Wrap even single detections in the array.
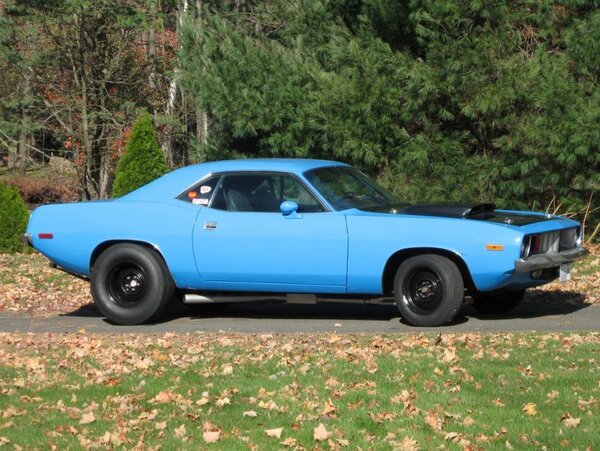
[
  {"xmin": 210, "ymin": 173, "xmax": 325, "ymax": 213},
  {"xmin": 178, "ymin": 175, "xmax": 220, "ymax": 206},
  {"xmin": 280, "ymin": 176, "xmax": 323, "ymax": 213}
]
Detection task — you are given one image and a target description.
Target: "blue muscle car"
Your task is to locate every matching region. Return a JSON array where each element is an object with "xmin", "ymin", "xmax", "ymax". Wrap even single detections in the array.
[{"xmin": 24, "ymin": 159, "xmax": 587, "ymax": 326}]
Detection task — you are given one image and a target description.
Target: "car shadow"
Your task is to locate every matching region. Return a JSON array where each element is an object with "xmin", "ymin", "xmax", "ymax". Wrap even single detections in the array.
[{"xmin": 61, "ymin": 289, "xmax": 592, "ymax": 326}]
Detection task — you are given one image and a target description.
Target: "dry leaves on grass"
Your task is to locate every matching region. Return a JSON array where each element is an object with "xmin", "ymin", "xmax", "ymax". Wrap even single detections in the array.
[
  {"xmin": 265, "ymin": 427, "xmax": 283, "ymax": 439},
  {"xmin": 0, "ymin": 253, "xmax": 91, "ymax": 315},
  {"xmin": 0, "ymin": 332, "xmax": 598, "ymax": 449},
  {"xmin": 313, "ymin": 423, "xmax": 331, "ymax": 441}
]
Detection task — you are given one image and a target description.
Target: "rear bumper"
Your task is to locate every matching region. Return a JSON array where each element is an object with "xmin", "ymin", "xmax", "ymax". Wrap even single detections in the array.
[
  {"xmin": 515, "ymin": 247, "xmax": 588, "ymax": 272},
  {"xmin": 22, "ymin": 233, "xmax": 32, "ymax": 247}
]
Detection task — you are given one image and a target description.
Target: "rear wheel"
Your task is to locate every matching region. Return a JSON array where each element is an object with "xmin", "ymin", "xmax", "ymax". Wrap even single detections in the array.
[
  {"xmin": 91, "ymin": 244, "xmax": 175, "ymax": 325},
  {"xmin": 394, "ymin": 254, "xmax": 464, "ymax": 327},
  {"xmin": 472, "ymin": 289, "xmax": 526, "ymax": 314}
]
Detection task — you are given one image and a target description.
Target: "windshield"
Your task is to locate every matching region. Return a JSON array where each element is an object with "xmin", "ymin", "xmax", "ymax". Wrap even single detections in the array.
[{"xmin": 304, "ymin": 166, "xmax": 404, "ymax": 211}]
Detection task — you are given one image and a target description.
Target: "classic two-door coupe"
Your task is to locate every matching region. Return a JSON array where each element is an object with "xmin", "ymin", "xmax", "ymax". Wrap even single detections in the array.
[{"xmin": 24, "ymin": 159, "xmax": 587, "ymax": 326}]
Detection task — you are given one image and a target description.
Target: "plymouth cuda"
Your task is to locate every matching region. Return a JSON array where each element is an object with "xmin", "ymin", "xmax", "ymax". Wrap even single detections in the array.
[{"xmin": 24, "ymin": 159, "xmax": 587, "ymax": 326}]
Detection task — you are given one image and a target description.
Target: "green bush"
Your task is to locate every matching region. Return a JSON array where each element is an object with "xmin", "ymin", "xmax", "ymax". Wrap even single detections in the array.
[
  {"xmin": 0, "ymin": 181, "xmax": 29, "ymax": 253},
  {"xmin": 112, "ymin": 112, "xmax": 168, "ymax": 197}
]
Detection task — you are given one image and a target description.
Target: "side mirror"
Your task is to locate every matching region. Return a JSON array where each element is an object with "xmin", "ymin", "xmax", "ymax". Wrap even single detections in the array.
[{"xmin": 280, "ymin": 200, "xmax": 299, "ymax": 216}]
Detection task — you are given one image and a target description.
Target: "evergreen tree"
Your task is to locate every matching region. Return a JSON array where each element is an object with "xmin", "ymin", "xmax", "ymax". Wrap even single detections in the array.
[
  {"xmin": 180, "ymin": 0, "xmax": 599, "ymax": 232},
  {"xmin": 0, "ymin": 182, "xmax": 29, "ymax": 253},
  {"xmin": 112, "ymin": 113, "xmax": 168, "ymax": 197}
]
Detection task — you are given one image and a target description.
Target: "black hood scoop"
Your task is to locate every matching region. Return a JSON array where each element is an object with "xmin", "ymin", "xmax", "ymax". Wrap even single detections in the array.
[
  {"xmin": 401, "ymin": 202, "xmax": 551, "ymax": 226},
  {"xmin": 403, "ymin": 203, "xmax": 496, "ymax": 218}
]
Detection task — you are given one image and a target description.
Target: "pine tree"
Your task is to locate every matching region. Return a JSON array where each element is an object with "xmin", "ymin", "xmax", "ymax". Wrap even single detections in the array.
[
  {"xmin": 179, "ymin": 0, "xmax": 599, "ymax": 234},
  {"xmin": 0, "ymin": 182, "xmax": 29, "ymax": 253},
  {"xmin": 112, "ymin": 113, "xmax": 168, "ymax": 197}
]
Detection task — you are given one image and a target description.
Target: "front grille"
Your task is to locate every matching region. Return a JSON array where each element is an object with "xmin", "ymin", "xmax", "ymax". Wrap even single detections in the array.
[
  {"xmin": 523, "ymin": 227, "xmax": 580, "ymax": 258},
  {"xmin": 530, "ymin": 232, "xmax": 560, "ymax": 255},
  {"xmin": 559, "ymin": 227, "xmax": 580, "ymax": 251}
]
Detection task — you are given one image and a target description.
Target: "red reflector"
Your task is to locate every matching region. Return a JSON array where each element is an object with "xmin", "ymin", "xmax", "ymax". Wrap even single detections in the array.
[{"xmin": 38, "ymin": 233, "xmax": 54, "ymax": 239}]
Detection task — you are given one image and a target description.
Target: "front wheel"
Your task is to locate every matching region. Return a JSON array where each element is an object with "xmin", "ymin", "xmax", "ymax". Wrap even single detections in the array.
[
  {"xmin": 394, "ymin": 254, "xmax": 464, "ymax": 327},
  {"xmin": 472, "ymin": 289, "xmax": 526, "ymax": 314},
  {"xmin": 91, "ymin": 244, "xmax": 175, "ymax": 325}
]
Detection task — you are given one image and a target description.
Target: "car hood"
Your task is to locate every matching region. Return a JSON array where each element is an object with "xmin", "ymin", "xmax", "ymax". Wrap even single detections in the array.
[
  {"xmin": 349, "ymin": 203, "xmax": 579, "ymax": 232},
  {"xmin": 401, "ymin": 203, "xmax": 551, "ymax": 226}
]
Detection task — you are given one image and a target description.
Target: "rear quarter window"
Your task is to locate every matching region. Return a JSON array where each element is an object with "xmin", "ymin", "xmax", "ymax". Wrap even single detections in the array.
[{"xmin": 177, "ymin": 175, "xmax": 221, "ymax": 206}]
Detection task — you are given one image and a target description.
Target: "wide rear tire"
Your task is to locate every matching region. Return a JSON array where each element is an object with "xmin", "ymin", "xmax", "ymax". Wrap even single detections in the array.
[
  {"xmin": 91, "ymin": 244, "xmax": 175, "ymax": 325},
  {"xmin": 394, "ymin": 254, "xmax": 464, "ymax": 327},
  {"xmin": 472, "ymin": 289, "xmax": 526, "ymax": 314}
]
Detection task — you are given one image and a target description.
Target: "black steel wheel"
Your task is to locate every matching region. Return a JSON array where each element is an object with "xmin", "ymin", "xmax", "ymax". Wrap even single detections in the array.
[
  {"xmin": 394, "ymin": 254, "xmax": 464, "ymax": 327},
  {"xmin": 91, "ymin": 244, "xmax": 175, "ymax": 325},
  {"xmin": 472, "ymin": 289, "xmax": 526, "ymax": 314}
]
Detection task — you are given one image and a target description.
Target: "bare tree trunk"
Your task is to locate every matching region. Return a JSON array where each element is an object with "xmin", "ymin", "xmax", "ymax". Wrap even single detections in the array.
[
  {"xmin": 147, "ymin": 28, "xmax": 157, "ymax": 90},
  {"xmin": 80, "ymin": 75, "xmax": 98, "ymax": 199},
  {"xmin": 161, "ymin": 0, "xmax": 189, "ymax": 167},
  {"xmin": 196, "ymin": 109, "xmax": 208, "ymax": 145},
  {"xmin": 15, "ymin": 118, "xmax": 30, "ymax": 175}
]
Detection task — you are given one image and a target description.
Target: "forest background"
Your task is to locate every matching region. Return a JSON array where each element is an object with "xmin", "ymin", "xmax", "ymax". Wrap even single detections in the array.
[{"xmin": 1, "ymin": 0, "xmax": 598, "ymax": 240}]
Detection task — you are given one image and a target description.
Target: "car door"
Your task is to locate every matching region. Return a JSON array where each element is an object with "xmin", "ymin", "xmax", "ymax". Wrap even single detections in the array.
[{"xmin": 187, "ymin": 172, "xmax": 348, "ymax": 293}]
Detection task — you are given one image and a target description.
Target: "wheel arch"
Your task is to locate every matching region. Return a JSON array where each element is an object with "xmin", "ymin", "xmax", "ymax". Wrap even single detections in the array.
[
  {"xmin": 381, "ymin": 247, "xmax": 475, "ymax": 296},
  {"xmin": 90, "ymin": 240, "xmax": 170, "ymax": 274}
]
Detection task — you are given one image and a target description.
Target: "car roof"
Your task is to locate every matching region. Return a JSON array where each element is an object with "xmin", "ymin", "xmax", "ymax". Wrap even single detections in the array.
[{"xmin": 121, "ymin": 158, "xmax": 349, "ymax": 202}]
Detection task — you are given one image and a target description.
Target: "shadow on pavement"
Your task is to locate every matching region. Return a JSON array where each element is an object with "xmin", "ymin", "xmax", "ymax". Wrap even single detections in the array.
[{"xmin": 61, "ymin": 288, "xmax": 593, "ymax": 326}]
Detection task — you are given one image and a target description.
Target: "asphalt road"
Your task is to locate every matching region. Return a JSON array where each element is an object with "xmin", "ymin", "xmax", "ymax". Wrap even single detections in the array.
[{"xmin": 0, "ymin": 299, "xmax": 598, "ymax": 334}]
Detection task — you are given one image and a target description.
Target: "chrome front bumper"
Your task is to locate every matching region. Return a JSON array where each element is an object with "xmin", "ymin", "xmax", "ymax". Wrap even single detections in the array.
[
  {"xmin": 22, "ymin": 233, "xmax": 32, "ymax": 247},
  {"xmin": 515, "ymin": 247, "xmax": 588, "ymax": 273}
]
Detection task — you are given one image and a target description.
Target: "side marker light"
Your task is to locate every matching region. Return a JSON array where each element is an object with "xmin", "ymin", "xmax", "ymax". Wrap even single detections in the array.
[{"xmin": 485, "ymin": 244, "xmax": 504, "ymax": 251}]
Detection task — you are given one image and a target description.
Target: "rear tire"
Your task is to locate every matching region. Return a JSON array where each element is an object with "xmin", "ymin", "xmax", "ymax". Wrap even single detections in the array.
[
  {"xmin": 394, "ymin": 254, "xmax": 464, "ymax": 327},
  {"xmin": 91, "ymin": 244, "xmax": 175, "ymax": 325},
  {"xmin": 472, "ymin": 289, "xmax": 526, "ymax": 314}
]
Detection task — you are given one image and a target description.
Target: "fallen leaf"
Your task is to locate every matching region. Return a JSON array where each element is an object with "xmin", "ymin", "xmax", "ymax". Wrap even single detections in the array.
[
  {"xmin": 155, "ymin": 421, "xmax": 167, "ymax": 431},
  {"xmin": 322, "ymin": 399, "xmax": 337, "ymax": 418},
  {"xmin": 313, "ymin": 423, "xmax": 331, "ymax": 441},
  {"xmin": 523, "ymin": 403, "xmax": 537, "ymax": 416},
  {"xmin": 425, "ymin": 409, "xmax": 444, "ymax": 431},
  {"xmin": 243, "ymin": 410, "xmax": 257, "ymax": 417},
  {"xmin": 561, "ymin": 413, "xmax": 581, "ymax": 428},
  {"xmin": 203, "ymin": 430, "xmax": 220, "ymax": 443},
  {"xmin": 79, "ymin": 412, "xmax": 95, "ymax": 425},
  {"xmin": 216, "ymin": 397, "xmax": 230, "ymax": 407},
  {"xmin": 280, "ymin": 437, "xmax": 297, "ymax": 447},
  {"xmin": 174, "ymin": 424, "xmax": 186, "ymax": 439},
  {"xmin": 152, "ymin": 391, "xmax": 175, "ymax": 403},
  {"xmin": 265, "ymin": 427, "xmax": 283, "ymax": 439},
  {"xmin": 398, "ymin": 436, "xmax": 420, "ymax": 451}
]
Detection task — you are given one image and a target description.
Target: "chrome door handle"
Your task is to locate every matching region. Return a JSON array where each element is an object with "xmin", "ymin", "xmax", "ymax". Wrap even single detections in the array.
[{"xmin": 204, "ymin": 221, "xmax": 217, "ymax": 230}]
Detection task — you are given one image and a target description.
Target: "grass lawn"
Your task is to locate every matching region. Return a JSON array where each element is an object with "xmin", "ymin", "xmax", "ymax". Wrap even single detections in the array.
[
  {"xmin": 0, "ymin": 333, "xmax": 598, "ymax": 449},
  {"xmin": 0, "ymin": 241, "xmax": 598, "ymax": 448}
]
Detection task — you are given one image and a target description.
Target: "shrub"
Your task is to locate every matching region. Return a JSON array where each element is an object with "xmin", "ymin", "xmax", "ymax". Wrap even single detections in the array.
[
  {"xmin": 0, "ymin": 182, "xmax": 29, "ymax": 253},
  {"xmin": 7, "ymin": 176, "xmax": 79, "ymax": 207},
  {"xmin": 112, "ymin": 112, "xmax": 168, "ymax": 197}
]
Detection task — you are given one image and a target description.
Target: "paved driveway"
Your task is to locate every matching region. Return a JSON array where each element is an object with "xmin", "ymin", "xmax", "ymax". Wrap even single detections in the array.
[{"xmin": 0, "ymin": 300, "xmax": 598, "ymax": 334}]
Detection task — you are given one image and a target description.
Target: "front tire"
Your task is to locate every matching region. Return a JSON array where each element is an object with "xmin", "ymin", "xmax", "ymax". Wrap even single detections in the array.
[
  {"xmin": 472, "ymin": 289, "xmax": 526, "ymax": 314},
  {"xmin": 394, "ymin": 254, "xmax": 464, "ymax": 327},
  {"xmin": 91, "ymin": 244, "xmax": 175, "ymax": 325}
]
